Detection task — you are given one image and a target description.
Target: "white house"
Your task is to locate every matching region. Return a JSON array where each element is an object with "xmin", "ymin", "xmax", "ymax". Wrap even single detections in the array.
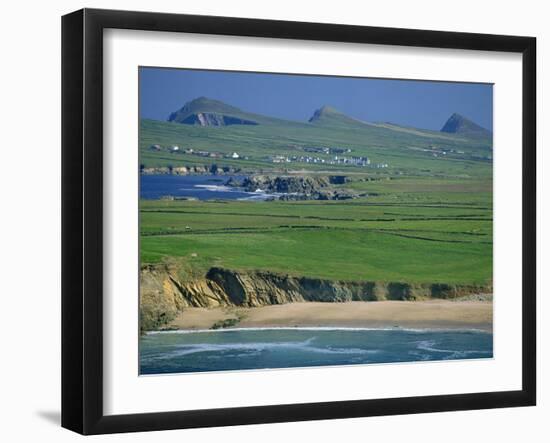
[{"xmin": 231, "ymin": 152, "xmax": 240, "ymax": 159}]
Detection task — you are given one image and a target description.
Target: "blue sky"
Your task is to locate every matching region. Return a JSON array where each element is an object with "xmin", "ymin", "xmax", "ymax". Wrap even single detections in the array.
[{"xmin": 139, "ymin": 67, "xmax": 493, "ymax": 131}]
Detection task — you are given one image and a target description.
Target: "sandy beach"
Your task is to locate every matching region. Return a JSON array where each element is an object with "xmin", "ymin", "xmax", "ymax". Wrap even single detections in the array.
[{"xmin": 166, "ymin": 300, "xmax": 493, "ymax": 332}]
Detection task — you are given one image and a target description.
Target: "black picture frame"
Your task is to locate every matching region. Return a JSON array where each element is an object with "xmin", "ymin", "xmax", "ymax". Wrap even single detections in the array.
[{"xmin": 62, "ymin": 8, "xmax": 537, "ymax": 435}]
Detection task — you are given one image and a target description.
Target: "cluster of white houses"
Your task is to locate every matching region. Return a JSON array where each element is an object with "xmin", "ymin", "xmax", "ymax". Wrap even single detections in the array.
[
  {"xmin": 149, "ymin": 143, "xmax": 388, "ymax": 168},
  {"xmin": 302, "ymin": 146, "xmax": 352, "ymax": 155},
  {"xmin": 270, "ymin": 154, "xmax": 387, "ymax": 168},
  {"xmin": 149, "ymin": 144, "xmax": 242, "ymax": 160}
]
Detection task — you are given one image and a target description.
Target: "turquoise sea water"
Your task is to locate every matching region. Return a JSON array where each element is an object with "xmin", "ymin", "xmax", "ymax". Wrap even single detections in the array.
[{"xmin": 139, "ymin": 328, "xmax": 493, "ymax": 375}]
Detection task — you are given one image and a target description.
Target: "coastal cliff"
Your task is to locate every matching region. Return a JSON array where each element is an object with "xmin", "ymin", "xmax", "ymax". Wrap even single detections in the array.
[{"xmin": 140, "ymin": 264, "xmax": 491, "ymax": 331}]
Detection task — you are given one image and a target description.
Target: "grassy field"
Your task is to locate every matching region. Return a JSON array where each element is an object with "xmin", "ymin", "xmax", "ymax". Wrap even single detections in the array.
[{"xmin": 140, "ymin": 176, "xmax": 492, "ymax": 285}]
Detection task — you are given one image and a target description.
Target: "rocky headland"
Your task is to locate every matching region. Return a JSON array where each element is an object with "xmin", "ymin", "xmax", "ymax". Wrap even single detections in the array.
[{"xmin": 225, "ymin": 174, "xmax": 363, "ymax": 200}]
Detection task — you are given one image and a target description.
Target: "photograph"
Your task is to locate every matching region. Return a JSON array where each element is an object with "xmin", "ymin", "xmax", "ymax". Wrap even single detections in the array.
[
  {"xmin": 138, "ymin": 67, "xmax": 494, "ymax": 375},
  {"xmin": 0, "ymin": 1, "xmax": 544, "ymax": 440}
]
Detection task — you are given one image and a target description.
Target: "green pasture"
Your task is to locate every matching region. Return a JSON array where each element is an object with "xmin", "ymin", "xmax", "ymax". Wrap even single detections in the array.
[{"xmin": 140, "ymin": 188, "xmax": 493, "ymax": 285}]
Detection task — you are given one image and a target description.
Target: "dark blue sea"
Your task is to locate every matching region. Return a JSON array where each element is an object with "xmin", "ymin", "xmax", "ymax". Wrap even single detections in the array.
[
  {"xmin": 139, "ymin": 328, "xmax": 493, "ymax": 375},
  {"xmin": 140, "ymin": 174, "xmax": 276, "ymax": 201}
]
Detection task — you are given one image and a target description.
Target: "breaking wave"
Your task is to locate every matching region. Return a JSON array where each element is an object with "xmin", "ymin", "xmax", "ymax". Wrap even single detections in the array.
[{"xmin": 146, "ymin": 337, "xmax": 379, "ymax": 361}]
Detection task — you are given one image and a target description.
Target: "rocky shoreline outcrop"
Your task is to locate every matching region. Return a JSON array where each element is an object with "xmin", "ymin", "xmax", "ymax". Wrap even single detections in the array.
[
  {"xmin": 139, "ymin": 168, "xmax": 375, "ymax": 200},
  {"xmin": 226, "ymin": 175, "xmax": 331, "ymax": 193},
  {"xmin": 225, "ymin": 175, "xmax": 362, "ymax": 200},
  {"xmin": 139, "ymin": 264, "xmax": 491, "ymax": 331}
]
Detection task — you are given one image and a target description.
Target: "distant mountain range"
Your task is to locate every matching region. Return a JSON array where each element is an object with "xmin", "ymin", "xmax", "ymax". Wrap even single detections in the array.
[{"xmin": 167, "ymin": 97, "xmax": 491, "ymax": 139}]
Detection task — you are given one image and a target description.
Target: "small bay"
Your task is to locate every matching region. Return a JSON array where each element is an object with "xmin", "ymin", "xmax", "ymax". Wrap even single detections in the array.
[{"xmin": 140, "ymin": 174, "xmax": 276, "ymax": 201}]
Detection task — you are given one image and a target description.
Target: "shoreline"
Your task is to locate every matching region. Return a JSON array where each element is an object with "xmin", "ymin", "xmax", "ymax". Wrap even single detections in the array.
[
  {"xmin": 148, "ymin": 326, "xmax": 492, "ymax": 335},
  {"xmin": 162, "ymin": 300, "xmax": 493, "ymax": 333}
]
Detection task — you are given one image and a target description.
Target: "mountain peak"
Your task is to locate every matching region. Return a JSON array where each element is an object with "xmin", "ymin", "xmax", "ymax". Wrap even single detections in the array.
[
  {"xmin": 318, "ymin": 105, "xmax": 338, "ymax": 114},
  {"xmin": 308, "ymin": 105, "xmax": 360, "ymax": 126},
  {"xmin": 440, "ymin": 113, "xmax": 491, "ymax": 137},
  {"xmin": 168, "ymin": 97, "xmax": 259, "ymax": 126},
  {"xmin": 170, "ymin": 97, "xmax": 241, "ymax": 117}
]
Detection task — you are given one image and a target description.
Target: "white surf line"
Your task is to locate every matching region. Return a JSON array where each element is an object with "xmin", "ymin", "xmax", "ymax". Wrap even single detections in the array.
[{"xmin": 146, "ymin": 326, "xmax": 491, "ymax": 335}]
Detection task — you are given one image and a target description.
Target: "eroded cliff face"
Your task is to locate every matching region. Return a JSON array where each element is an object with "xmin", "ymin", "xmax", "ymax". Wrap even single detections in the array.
[
  {"xmin": 139, "ymin": 264, "xmax": 491, "ymax": 331},
  {"xmin": 179, "ymin": 112, "xmax": 259, "ymax": 126}
]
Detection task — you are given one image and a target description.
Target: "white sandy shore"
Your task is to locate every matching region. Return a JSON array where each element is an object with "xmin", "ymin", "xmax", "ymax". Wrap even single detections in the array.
[{"xmin": 167, "ymin": 300, "xmax": 493, "ymax": 332}]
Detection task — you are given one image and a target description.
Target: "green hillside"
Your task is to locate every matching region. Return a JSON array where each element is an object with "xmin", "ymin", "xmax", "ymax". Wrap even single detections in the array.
[{"xmin": 141, "ymin": 99, "xmax": 492, "ymax": 179}]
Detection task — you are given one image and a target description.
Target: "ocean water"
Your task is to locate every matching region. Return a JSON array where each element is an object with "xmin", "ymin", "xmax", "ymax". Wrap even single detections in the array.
[
  {"xmin": 139, "ymin": 328, "xmax": 493, "ymax": 375},
  {"xmin": 140, "ymin": 174, "xmax": 276, "ymax": 201}
]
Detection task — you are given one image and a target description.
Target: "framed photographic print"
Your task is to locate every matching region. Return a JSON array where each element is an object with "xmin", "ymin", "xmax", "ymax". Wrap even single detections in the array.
[{"xmin": 61, "ymin": 8, "xmax": 536, "ymax": 435}]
